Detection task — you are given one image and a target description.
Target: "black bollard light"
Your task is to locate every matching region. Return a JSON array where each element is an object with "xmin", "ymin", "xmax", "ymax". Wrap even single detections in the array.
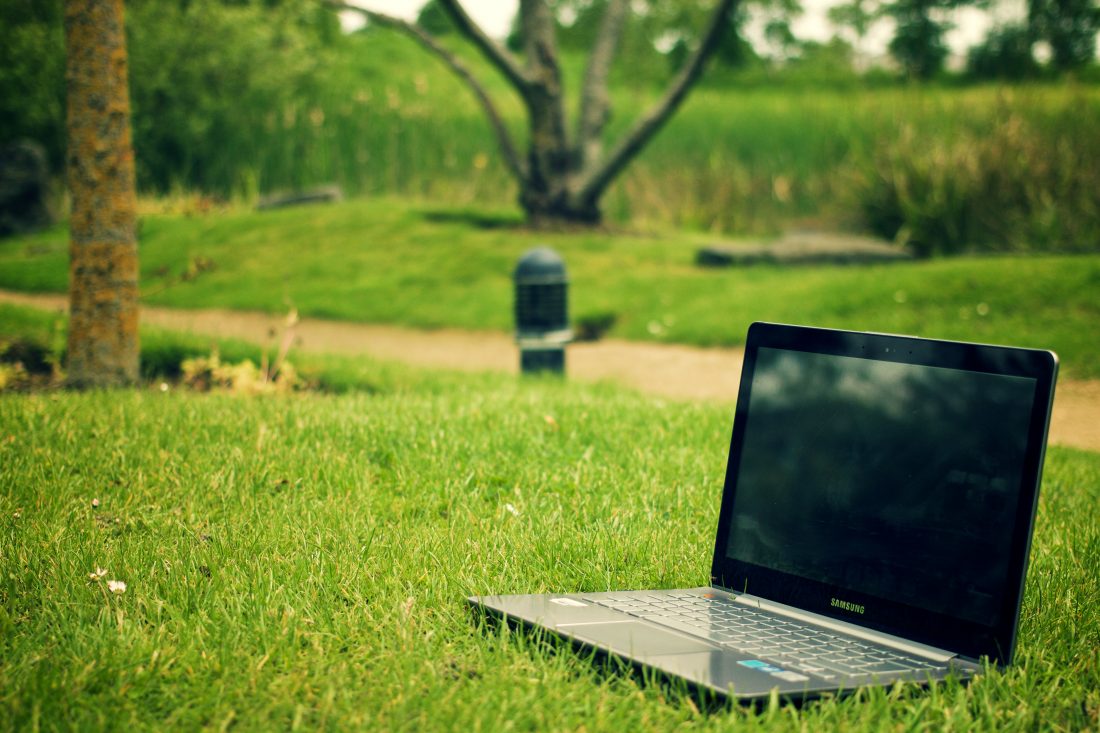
[{"xmin": 514, "ymin": 246, "xmax": 571, "ymax": 375}]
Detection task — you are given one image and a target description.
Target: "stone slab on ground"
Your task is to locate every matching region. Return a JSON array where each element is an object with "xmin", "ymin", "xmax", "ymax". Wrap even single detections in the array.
[
  {"xmin": 697, "ymin": 231, "xmax": 912, "ymax": 267},
  {"xmin": 256, "ymin": 184, "xmax": 343, "ymax": 211}
]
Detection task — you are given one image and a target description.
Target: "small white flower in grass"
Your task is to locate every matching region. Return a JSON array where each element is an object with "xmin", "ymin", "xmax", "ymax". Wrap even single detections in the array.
[
  {"xmin": 107, "ymin": 580, "xmax": 127, "ymax": 594},
  {"xmin": 159, "ymin": 382, "xmax": 169, "ymax": 392},
  {"xmin": 91, "ymin": 498, "xmax": 100, "ymax": 509},
  {"xmin": 504, "ymin": 503, "xmax": 520, "ymax": 517},
  {"xmin": 88, "ymin": 567, "xmax": 108, "ymax": 581}
]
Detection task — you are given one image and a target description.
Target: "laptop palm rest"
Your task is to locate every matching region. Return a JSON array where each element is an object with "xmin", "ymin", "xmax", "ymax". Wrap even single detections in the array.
[{"xmin": 559, "ymin": 621, "xmax": 718, "ymax": 657}]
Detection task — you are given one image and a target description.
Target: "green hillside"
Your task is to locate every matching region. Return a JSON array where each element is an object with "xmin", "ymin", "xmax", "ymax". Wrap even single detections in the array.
[{"xmin": 2, "ymin": 198, "xmax": 1098, "ymax": 377}]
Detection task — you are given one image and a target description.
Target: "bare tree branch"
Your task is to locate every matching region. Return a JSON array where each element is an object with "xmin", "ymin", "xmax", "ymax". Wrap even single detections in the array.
[
  {"xmin": 575, "ymin": 0, "xmax": 738, "ymax": 205},
  {"xmin": 436, "ymin": 0, "xmax": 530, "ymax": 92},
  {"xmin": 329, "ymin": 2, "xmax": 526, "ymax": 182},
  {"xmin": 575, "ymin": 0, "xmax": 629, "ymax": 170},
  {"xmin": 519, "ymin": 0, "xmax": 567, "ymax": 145}
]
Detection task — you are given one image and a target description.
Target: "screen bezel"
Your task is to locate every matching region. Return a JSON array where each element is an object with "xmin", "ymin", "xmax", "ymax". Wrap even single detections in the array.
[{"xmin": 709, "ymin": 322, "xmax": 1058, "ymax": 664}]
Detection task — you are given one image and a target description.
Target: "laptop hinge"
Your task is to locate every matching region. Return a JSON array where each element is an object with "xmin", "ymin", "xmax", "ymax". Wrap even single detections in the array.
[{"xmin": 715, "ymin": 588, "xmax": 957, "ymax": 663}]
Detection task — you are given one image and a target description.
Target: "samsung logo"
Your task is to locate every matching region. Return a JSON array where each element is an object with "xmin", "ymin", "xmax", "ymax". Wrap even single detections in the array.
[{"xmin": 831, "ymin": 597, "xmax": 865, "ymax": 615}]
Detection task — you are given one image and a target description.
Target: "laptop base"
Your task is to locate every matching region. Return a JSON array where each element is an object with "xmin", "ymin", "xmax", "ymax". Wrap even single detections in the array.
[{"xmin": 470, "ymin": 587, "xmax": 977, "ymax": 703}]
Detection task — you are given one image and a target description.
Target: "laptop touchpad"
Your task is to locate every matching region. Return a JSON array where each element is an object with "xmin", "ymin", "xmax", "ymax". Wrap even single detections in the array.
[{"xmin": 558, "ymin": 621, "xmax": 717, "ymax": 657}]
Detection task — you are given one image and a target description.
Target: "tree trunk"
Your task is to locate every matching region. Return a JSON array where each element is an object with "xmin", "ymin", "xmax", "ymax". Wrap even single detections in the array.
[
  {"xmin": 517, "ymin": 0, "xmax": 574, "ymax": 226},
  {"xmin": 64, "ymin": 0, "xmax": 139, "ymax": 388}
]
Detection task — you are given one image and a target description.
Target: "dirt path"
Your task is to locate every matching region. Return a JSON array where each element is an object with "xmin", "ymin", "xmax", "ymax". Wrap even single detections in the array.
[{"xmin": 4, "ymin": 289, "xmax": 1097, "ymax": 453}]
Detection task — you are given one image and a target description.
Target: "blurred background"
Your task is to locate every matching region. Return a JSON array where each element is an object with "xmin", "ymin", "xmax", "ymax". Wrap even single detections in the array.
[{"xmin": 2, "ymin": 0, "xmax": 1098, "ymax": 253}]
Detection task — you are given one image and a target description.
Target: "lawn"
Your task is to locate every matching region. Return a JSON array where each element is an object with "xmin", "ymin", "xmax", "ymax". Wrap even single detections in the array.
[
  {"xmin": 1, "ymin": 350, "xmax": 1098, "ymax": 729},
  {"xmin": 2, "ymin": 198, "xmax": 1099, "ymax": 378}
]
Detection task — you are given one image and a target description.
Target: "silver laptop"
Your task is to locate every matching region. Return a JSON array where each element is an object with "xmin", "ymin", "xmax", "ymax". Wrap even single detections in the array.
[{"xmin": 469, "ymin": 323, "xmax": 1058, "ymax": 702}]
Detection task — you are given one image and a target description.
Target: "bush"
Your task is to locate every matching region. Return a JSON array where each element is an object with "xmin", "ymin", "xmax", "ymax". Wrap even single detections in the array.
[
  {"xmin": 855, "ymin": 92, "xmax": 1100, "ymax": 256},
  {"xmin": 180, "ymin": 352, "xmax": 304, "ymax": 394}
]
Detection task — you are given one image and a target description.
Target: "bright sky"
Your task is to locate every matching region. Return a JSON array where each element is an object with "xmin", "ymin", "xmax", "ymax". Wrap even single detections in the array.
[{"xmin": 343, "ymin": 0, "xmax": 1028, "ymax": 62}]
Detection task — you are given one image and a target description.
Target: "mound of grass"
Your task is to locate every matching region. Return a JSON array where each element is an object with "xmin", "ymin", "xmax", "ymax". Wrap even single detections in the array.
[
  {"xmin": 0, "ymin": 370, "xmax": 1097, "ymax": 729},
  {"xmin": 2, "ymin": 199, "xmax": 1098, "ymax": 377}
]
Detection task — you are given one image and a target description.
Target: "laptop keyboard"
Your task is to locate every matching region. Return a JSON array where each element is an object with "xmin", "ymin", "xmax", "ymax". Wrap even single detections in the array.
[{"xmin": 583, "ymin": 591, "xmax": 948, "ymax": 680}]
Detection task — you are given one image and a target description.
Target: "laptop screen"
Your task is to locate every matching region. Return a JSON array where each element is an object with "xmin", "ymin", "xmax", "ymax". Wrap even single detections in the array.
[{"xmin": 712, "ymin": 324, "xmax": 1057, "ymax": 663}]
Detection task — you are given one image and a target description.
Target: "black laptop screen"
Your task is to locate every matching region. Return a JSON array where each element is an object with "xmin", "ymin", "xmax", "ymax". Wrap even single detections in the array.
[{"xmin": 723, "ymin": 346, "xmax": 1036, "ymax": 628}]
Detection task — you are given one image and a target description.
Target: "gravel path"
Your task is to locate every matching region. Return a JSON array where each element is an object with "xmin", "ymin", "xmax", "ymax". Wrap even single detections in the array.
[{"xmin": 4, "ymin": 289, "xmax": 1097, "ymax": 453}]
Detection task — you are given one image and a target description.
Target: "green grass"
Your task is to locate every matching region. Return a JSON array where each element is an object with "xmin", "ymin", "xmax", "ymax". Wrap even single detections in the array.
[
  {"xmin": 2, "ymin": 198, "xmax": 1099, "ymax": 377},
  {"xmin": 1, "ymin": 371, "xmax": 1098, "ymax": 729}
]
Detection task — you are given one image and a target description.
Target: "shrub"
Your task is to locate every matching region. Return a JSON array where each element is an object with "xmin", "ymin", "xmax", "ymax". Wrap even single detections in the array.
[
  {"xmin": 855, "ymin": 94, "xmax": 1100, "ymax": 256},
  {"xmin": 180, "ymin": 352, "xmax": 304, "ymax": 394}
]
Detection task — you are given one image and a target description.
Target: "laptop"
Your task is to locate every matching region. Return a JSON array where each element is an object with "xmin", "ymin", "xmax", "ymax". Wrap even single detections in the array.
[{"xmin": 469, "ymin": 322, "xmax": 1058, "ymax": 702}]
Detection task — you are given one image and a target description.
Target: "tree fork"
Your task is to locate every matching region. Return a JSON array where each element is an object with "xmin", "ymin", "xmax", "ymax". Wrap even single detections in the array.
[{"xmin": 332, "ymin": 0, "xmax": 738, "ymax": 228}]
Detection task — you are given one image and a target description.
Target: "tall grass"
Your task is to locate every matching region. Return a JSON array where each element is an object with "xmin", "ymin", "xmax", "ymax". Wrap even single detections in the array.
[
  {"xmin": 854, "ymin": 87, "xmax": 1100, "ymax": 254},
  {"xmin": 193, "ymin": 28, "xmax": 1100, "ymax": 250},
  {"xmin": 605, "ymin": 84, "xmax": 1100, "ymax": 244},
  {"xmin": 208, "ymin": 29, "xmax": 521, "ymax": 205}
]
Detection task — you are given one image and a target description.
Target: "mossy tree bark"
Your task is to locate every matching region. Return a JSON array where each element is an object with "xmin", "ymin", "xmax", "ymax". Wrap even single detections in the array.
[{"xmin": 64, "ymin": 0, "xmax": 139, "ymax": 387}]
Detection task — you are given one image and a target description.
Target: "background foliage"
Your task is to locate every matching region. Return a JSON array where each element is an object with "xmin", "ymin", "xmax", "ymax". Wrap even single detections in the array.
[{"xmin": 0, "ymin": 0, "xmax": 1098, "ymax": 252}]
